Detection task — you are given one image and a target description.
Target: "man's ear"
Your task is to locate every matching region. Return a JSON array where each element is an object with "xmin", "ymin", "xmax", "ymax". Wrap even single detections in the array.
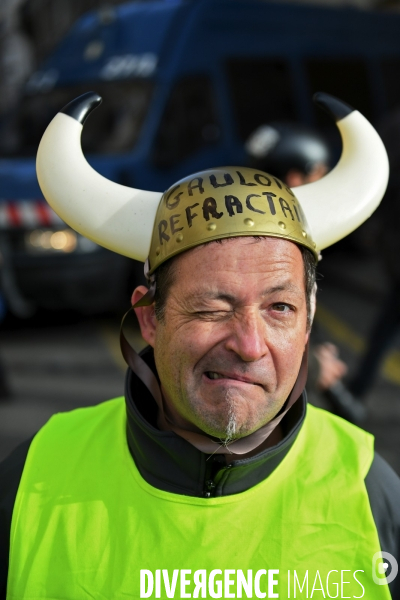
[
  {"xmin": 131, "ymin": 286, "xmax": 157, "ymax": 348},
  {"xmin": 305, "ymin": 282, "xmax": 317, "ymax": 346},
  {"xmin": 310, "ymin": 283, "xmax": 317, "ymax": 326}
]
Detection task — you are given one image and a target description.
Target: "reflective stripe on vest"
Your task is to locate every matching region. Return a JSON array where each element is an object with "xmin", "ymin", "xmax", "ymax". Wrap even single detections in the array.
[{"xmin": 7, "ymin": 398, "xmax": 392, "ymax": 599}]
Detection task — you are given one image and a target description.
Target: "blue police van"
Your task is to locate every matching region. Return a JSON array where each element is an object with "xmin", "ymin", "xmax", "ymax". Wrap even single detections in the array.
[{"xmin": 1, "ymin": 0, "xmax": 400, "ymax": 314}]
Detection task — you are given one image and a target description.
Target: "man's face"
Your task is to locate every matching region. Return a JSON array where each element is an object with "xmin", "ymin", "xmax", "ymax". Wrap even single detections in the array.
[{"xmin": 135, "ymin": 237, "xmax": 309, "ymax": 440}]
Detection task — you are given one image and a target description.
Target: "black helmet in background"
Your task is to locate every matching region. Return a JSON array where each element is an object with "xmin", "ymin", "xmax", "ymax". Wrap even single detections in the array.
[{"xmin": 245, "ymin": 122, "xmax": 331, "ymax": 185}]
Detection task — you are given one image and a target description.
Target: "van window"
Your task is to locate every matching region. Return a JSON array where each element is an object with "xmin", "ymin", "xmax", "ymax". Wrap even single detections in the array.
[
  {"xmin": 0, "ymin": 80, "xmax": 153, "ymax": 157},
  {"xmin": 305, "ymin": 58, "xmax": 373, "ymax": 123},
  {"xmin": 381, "ymin": 58, "xmax": 400, "ymax": 112},
  {"xmin": 152, "ymin": 75, "xmax": 220, "ymax": 169},
  {"xmin": 225, "ymin": 58, "xmax": 296, "ymax": 141}
]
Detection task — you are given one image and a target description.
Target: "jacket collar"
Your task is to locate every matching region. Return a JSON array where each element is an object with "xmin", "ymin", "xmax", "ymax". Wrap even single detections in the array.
[{"xmin": 125, "ymin": 347, "xmax": 306, "ymax": 498}]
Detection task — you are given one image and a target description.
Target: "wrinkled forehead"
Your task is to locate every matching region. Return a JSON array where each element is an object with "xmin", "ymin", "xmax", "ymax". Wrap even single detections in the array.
[{"xmin": 167, "ymin": 236, "xmax": 308, "ymax": 298}]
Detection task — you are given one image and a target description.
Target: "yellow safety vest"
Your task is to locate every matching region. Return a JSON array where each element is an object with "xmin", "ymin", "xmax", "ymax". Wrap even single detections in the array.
[{"xmin": 7, "ymin": 398, "xmax": 391, "ymax": 599}]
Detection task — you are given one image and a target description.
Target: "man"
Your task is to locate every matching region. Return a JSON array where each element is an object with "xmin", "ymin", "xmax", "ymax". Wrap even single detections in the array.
[
  {"xmin": 244, "ymin": 121, "xmax": 330, "ymax": 186},
  {"xmin": 0, "ymin": 92, "xmax": 399, "ymax": 599}
]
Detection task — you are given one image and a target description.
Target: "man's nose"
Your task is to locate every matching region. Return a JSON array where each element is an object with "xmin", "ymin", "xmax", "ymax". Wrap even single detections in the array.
[{"xmin": 224, "ymin": 311, "xmax": 268, "ymax": 362}]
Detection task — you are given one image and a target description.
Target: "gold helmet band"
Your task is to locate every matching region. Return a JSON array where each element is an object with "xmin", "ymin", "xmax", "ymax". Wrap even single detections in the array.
[
  {"xmin": 148, "ymin": 167, "xmax": 316, "ymax": 273},
  {"xmin": 36, "ymin": 92, "xmax": 389, "ymax": 270}
]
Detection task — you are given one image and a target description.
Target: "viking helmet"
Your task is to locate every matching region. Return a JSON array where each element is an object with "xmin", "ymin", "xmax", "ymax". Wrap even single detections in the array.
[{"xmin": 36, "ymin": 92, "xmax": 389, "ymax": 272}]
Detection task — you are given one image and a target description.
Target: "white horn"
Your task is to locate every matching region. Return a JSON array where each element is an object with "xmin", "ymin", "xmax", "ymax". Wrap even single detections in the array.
[
  {"xmin": 294, "ymin": 93, "xmax": 389, "ymax": 251},
  {"xmin": 36, "ymin": 92, "xmax": 162, "ymax": 261}
]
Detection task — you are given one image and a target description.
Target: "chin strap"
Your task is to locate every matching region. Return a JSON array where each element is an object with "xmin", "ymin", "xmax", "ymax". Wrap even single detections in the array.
[{"xmin": 120, "ymin": 309, "xmax": 308, "ymax": 456}]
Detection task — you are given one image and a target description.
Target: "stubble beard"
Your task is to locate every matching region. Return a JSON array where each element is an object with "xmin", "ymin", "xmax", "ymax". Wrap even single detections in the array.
[
  {"xmin": 187, "ymin": 386, "xmax": 270, "ymax": 443},
  {"xmin": 223, "ymin": 389, "xmax": 238, "ymax": 444}
]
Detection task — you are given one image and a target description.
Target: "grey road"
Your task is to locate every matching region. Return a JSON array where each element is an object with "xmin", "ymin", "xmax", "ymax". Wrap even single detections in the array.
[{"xmin": 0, "ymin": 251, "xmax": 399, "ymax": 473}]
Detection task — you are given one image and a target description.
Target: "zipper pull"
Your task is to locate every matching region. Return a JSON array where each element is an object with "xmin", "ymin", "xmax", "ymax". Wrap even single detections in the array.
[{"xmin": 204, "ymin": 479, "xmax": 216, "ymax": 498}]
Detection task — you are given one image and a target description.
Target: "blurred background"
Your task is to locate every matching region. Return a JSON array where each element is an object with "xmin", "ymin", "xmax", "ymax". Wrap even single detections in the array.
[{"xmin": 1, "ymin": 0, "xmax": 400, "ymax": 472}]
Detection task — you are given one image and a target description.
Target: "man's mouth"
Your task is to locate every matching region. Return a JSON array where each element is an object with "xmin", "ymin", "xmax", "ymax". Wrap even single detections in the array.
[
  {"xmin": 205, "ymin": 371, "xmax": 259, "ymax": 385},
  {"xmin": 206, "ymin": 371, "xmax": 225, "ymax": 380}
]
